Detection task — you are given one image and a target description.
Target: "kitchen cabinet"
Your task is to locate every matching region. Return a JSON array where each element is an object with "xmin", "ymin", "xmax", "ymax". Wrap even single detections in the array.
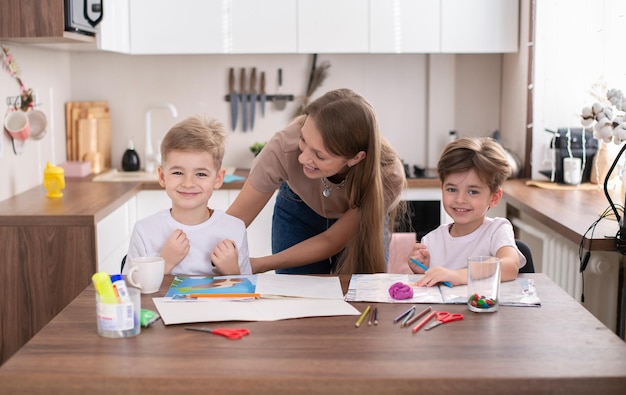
[
  {"xmin": 298, "ymin": 0, "xmax": 369, "ymax": 53},
  {"xmin": 0, "ymin": 181, "xmax": 140, "ymax": 365},
  {"xmin": 0, "ymin": 0, "xmax": 95, "ymax": 44},
  {"xmin": 129, "ymin": 0, "xmax": 225, "ymax": 54},
  {"xmin": 230, "ymin": 0, "xmax": 298, "ymax": 53},
  {"xmin": 98, "ymin": 0, "xmax": 130, "ymax": 53},
  {"xmin": 440, "ymin": 0, "xmax": 519, "ymax": 53},
  {"xmin": 97, "ymin": 195, "xmax": 137, "ymax": 274},
  {"xmin": 97, "ymin": 0, "xmax": 519, "ymax": 55},
  {"xmin": 370, "ymin": 0, "xmax": 441, "ymax": 53}
]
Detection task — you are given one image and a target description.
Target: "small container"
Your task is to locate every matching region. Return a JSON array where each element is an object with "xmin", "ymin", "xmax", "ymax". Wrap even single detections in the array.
[
  {"xmin": 122, "ymin": 138, "xmax": 141, "ymax": 171},
  {"xmin": 467, "ymin": 256, "xmax": 501, "ymax": 313},
  {"xmin": 43, "ymin": 162, "xmax": 65, "ymax": 198},
  {"xmin": 96, "ymin": 287, "xmax": 141, "ymax": 338}
]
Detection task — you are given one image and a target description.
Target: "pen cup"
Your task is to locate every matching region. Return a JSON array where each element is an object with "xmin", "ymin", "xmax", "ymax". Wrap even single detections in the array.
[
  {"xmin": 467, "ymin": 256, "xmax": 501, "ymax": 313},
  {"xmin": 96, "ymin": 287, "xmax": 141, "ymax": 338}
]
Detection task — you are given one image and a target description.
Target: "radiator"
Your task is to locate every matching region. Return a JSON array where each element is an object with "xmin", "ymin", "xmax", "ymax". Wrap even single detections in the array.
[{"xmin": 512, "ymin": 217, "xmax": 621, "ymax": 333}]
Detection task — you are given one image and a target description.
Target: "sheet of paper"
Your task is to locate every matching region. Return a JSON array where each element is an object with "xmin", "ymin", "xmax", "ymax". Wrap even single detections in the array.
[
  {"xmin": 255, "ymin": 273, "xmax": 344, "ymax": 299},
  {"xmin": 345, "ymin": 273, "xmax": 443, "ymax": 304},
  {"xmin": 345, "ymin": 273, "xmax": 540, "ymax": 307},
  {"xmin": 153, "ymin": 297, "xmax": 360, "ymax": 325}
]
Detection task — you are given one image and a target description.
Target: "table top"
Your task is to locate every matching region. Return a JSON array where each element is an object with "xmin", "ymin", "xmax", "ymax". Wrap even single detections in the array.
[
  {"xmin": 1, "ymin": 274, "xmax": 625, "ymax": 394},
  {"xmin": 502, "ymin": 179, "xmax": 620, "ymax": 251}
]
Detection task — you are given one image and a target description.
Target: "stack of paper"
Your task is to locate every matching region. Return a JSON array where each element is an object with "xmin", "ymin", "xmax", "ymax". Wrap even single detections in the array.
[{"xmin": 153, "ymin": 273, "xmax": 360, "ymax": 325}]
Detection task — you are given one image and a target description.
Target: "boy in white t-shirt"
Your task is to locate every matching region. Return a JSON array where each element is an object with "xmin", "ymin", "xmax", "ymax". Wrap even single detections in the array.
[
  {"xmin": 408, "ymin": 137, "xmax": 526, "ymax": 286},
  {"xmin": 126, "ymin": 115, "xmax": 251, "ymax": 276}
]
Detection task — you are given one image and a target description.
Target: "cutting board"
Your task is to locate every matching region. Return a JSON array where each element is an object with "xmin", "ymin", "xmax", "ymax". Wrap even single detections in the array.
[{"xmin": 65, "ymin": 101, "xmax": 111, "ymax": 174}]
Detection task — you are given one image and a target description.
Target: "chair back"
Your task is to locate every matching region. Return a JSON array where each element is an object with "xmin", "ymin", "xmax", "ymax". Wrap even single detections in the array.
[{"xmin": 516, "ymin": 239, "xmax": 535, "ymax": 273}]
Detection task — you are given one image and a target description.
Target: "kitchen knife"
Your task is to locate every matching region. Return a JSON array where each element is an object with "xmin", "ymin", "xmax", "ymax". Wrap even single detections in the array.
[
  {"xmin": 249, "ymin": 68, "xmax": 257, "ymax": 131},
  {"xmin": 228, "ymin": 68, "xmax": 238, "ymax": 131},
  {"xmin": 260, "ymin": 71, "xmax": 266, "ymax": 117},
  {"xmin": 240, "ymin": 68, "xmax": 247, "ymax": 132}
]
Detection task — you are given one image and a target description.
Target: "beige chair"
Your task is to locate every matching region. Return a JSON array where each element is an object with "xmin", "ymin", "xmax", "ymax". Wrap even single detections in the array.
[{"xmin": 387, "ymin": 232, "xmax": 416, "ymax": 274}]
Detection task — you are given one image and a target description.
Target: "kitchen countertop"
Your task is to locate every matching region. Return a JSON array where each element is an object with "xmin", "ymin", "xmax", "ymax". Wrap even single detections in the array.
[
  {"xmin": 0, "ymin": 170, "xmax": 438, "ymax": 225},
  {"xmin": 502, "ymin": 179, "xmax": 619, "ymax": 251}
]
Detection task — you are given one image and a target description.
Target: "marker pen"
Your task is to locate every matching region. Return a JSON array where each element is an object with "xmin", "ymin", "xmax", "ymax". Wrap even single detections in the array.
[{"xmin": 92, "ymin": 272, "xmax": 119, "ymax": 304}]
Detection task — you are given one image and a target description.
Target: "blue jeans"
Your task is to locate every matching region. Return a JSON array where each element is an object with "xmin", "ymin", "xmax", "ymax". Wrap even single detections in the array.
[
  {"xmin": 272, "ymin": 182, "xmax": 390, "ymax": 274},
  {"xmin": 272, "ymin": 182, "xmax": 338, "ymax": 274}
]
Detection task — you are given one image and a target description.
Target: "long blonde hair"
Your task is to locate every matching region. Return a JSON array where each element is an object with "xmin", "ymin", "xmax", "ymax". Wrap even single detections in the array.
[{"xmin": 303, "ymin": 89, "xmax": 399, "ymax": 274}]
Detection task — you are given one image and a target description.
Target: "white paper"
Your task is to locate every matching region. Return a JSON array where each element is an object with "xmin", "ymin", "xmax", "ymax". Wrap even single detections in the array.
[
  {"xmin": 153, "ymin": 297, "xmax": 360, "ymax": 325},
  {"xmin": 345, "ymin": 273, "xmax": 540, "ymax": 307},
  {"xmin": 255, "ymin": 273, "xmax": 344, "ymax": 299}
]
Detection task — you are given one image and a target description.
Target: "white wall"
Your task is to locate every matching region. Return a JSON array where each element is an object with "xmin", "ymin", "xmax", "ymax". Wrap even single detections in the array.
[
  {"xmin": 1, "ymin": 45, "xmax": 505, "ymax": 203},
  {"xmin": 532, "ymin": 0, "xmax": 626, "ymax": 179},
  {"xmin": 0, "ymin": 46, "xmax": 72, "ymax": 200}
]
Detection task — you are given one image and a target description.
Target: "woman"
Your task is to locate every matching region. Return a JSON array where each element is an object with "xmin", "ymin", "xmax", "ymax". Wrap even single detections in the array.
[{"xmin": 227, "ymin": 88, "xmax": 406, "ymax": 274}]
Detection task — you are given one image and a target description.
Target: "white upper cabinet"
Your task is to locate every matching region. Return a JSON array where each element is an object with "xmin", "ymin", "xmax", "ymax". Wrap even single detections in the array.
[
  {"xmin": 97, "ymin": 0, "xmax": 519, "ymax": 54},
  {"xmin": 129, "ymin": 0, "xmax": 225, "ymax": 54},
  {"xmin": 440, "ymin": 0, "xmax": 519, "ymax": 53},
  {"xmin": 298, "ymin": 0, "xmax": 369, "ymax": 53},
  {"xmin": 230, "ymin": 0, "xmax": 297, "ymax": 53},
  {"xmin": 98, "ymin": 0, "xmax": 130, "ymax": 53},
  {"xmin": 370, "ymin": 0, "xmax": 441, "ymax": 53}
]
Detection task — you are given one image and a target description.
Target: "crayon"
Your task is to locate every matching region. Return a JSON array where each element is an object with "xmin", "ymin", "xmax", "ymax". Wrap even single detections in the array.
[{"xmin": 355, "ymin": 305, "xmax": 372, "ymax": 328}]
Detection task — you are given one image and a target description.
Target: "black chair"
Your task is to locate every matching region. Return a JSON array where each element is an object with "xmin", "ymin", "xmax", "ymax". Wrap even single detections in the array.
[{"xmin": 516, "ymin": 239, "xmax": 535, "ymax": 273}]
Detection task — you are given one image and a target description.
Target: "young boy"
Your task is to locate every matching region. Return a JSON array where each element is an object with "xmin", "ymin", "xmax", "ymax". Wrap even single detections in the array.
[
  {"xmin": 126, "ymin": 115, "xmax": 251, "ymax": 276},
  {"xmin": 408, "ymin": 137, "xmax": 526, "ymax": 286}
]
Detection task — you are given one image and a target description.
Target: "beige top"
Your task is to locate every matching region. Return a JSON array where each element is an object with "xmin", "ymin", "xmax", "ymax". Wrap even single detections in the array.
[{"xmin": 248, "ymin": 120, "xmax": 405, "ymax": 219}]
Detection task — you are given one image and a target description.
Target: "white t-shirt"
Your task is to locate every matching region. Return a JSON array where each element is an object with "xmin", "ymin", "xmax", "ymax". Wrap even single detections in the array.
[
  {"xmin": 422, "ymin": 217, "xmax": 526, "ymax": 270},
  {"xmin": 126, "ymin": 208, "xmax": 251, "ymax": 275}
]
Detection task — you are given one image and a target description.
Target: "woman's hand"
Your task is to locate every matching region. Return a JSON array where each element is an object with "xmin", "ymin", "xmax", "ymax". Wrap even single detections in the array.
[{"xmin": 211, "ymin": 240, "xmax": 240, "ymax": 275}]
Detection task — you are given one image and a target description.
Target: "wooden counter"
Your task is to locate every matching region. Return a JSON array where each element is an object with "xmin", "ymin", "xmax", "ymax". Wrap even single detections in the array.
[
  {"xmin": 1, "ymin": 274, "xmax": 626, "ymax": 394},
  {"xmin": 502, "ymin": 179, "xmax": 620, "ymax": 251}
]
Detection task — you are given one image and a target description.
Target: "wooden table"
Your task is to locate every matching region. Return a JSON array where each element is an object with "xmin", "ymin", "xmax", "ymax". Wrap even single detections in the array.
[{"xmin": 1, "ymin": 274, "xmax": 625, "ymax": 394}]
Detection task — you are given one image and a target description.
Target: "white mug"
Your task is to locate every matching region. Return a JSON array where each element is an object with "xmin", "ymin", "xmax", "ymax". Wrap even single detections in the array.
[
  {"xmin": 127, "ymin": 256, "xmax": 165, "ymax": 294},
  {"xmin": 563, "ymin": 157, "xmax": 582, "ymax": 185}
]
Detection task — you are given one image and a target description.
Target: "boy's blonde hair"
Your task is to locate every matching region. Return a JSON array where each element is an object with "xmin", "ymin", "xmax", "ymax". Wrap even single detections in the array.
[
  {"xmin": 437, "ymin": 137, "xmax": 511, "ymax": 193},
  {"xmin": 160, "ymin": 114, "xmax": 226, "ymax": 169}
]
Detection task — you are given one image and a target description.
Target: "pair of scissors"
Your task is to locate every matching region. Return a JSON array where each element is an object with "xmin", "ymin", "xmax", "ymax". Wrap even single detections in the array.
[
  {"xmin": 424, "ymin": 311, "xmax": 464, "ymax": 331},
  {"xmin": 185, "ymin": 327, "xmax": 250, "ymax": 339}
]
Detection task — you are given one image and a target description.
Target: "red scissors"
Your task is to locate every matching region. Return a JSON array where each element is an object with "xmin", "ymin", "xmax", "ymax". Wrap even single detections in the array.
[
  {"xmin": 185, "ymin": 327, "xmax": 250, "ymax": 339},
  {"xmin": 424, "ymin": 311, "xmax": 464, "ymax": 331}
]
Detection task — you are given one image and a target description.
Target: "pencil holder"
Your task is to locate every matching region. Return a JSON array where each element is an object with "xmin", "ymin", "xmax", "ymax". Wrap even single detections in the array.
[{"xmin": 96, "ymin": 287, "xmax": 141, "ymax": 338}]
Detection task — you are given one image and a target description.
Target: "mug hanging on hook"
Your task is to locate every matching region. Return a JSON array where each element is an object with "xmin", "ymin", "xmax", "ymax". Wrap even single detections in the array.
[{"xmin": 3, "ymin": 108, "xmax": 29, "ymax": 154}]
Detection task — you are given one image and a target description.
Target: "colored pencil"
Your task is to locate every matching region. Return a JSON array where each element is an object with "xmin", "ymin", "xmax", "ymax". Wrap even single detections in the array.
[
  {"xmin": 373, "ymin": 307, "xmax": 379, "ymax": 325},
  {"xmin": 410, "ymin": 258, "xmax": 453, "ymax": 287},
  {"xmin": 179, "ymin": 293, "xmax": 261, "ymax": 299},
  {"xmin": 393, "ymin": 305, "xmax": 416, "ymax": 323},
  {"xmin": 412, "ymin": 310, "xmax": 437, "ymax": 334},
  {"xmin": 367, "ymin": 305, "xmax": 374, "ymax": 326},
  {"xmin": 355, "ymin": 305, "xmax": 372, "ymax": 328},
  {"xmin": 400, "ymin": 309, "xmax": 416, "ymax": 328},
  {"xmin": 405, "ymin": 306, "xmax": 432, "ymax": 327}
]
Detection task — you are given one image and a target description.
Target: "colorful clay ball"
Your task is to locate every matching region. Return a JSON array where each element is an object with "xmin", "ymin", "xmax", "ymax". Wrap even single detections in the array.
[{"xmin": 388, "ymin": 282, "xmax": 414, "ymax": 300}]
